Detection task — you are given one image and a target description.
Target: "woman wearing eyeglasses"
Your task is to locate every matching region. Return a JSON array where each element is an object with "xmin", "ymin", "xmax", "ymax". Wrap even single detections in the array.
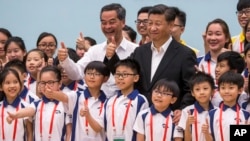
[{"xmin": 36, "ymin": 32, "xmax": 58, "ymax": 66}]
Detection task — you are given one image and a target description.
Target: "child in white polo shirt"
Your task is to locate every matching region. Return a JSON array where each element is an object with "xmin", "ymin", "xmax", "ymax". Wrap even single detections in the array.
[
  {"xmin": 174, "ymin": 72, "xmax": 216, "ymax": 141},
  {"xmin": 206, "ymin": 71, "xmax": 250, "ymax": 141},
  {"xmin": 4, "ymin": 59, "xmax": 39, "ymax": 103},
  {"xmin": 46, "ymin": 61, "xmax": 110, "ymax": 141},
  {"xmin": 7, "ymin": 66, "xmax": 70, "ymax": 141},
  {"xmin": 0, "ymin": 68, "xmax": 31, "ymax": 141},
  {"xmin": 133, "ymin": 79, "xmax": 179, "ymax": 141}
]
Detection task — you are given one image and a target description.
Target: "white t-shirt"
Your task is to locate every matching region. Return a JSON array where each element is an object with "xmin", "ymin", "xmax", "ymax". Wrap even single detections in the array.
[
  {"xmin": 100, "ymin": 90, "xmax": 148, "ymax": 141},
  {"xmin": 134, "ymin": 106, "xmax": 175, "ymax": 141},
  {"xmin": 174, "ymin": 102, "xmax": 215, "ymax": 141},
  {"xmin": 0, "ymin": 97, "xmax": 30, "ymax": 141},
  {"xmin": 31, "ymin": 97, "xmax": 66, "ymax": 141},
  {"xmin": 64, "ymin": 88, "xmax": 107, "ymax": 141},
  {"xmin": 207, "ymin": 103, "xmax": 250, "ymax": 141}
]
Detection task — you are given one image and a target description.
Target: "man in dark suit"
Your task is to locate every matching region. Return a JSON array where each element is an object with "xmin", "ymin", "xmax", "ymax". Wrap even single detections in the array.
[
  {"xmin": 107, "ymin": 4, "xmax": 197, "ymax": 123},
  {"xmin": 132, "ymin": 5, "xmax": 197, "ymax": 110}
]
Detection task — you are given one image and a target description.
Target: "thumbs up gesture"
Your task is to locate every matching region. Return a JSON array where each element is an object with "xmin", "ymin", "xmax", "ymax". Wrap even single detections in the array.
[
  {"xmin": 202, "ymin": 118, "xmax": 210, "ymax": 134},
  {"xmin": 76, "ymin": 32, "xmax": 85, "ymax": 49},
  {"xmin": 58, "ymin": 42, "xmax": 68, "ymax": 62},
  {"xmin": 186, "ymin": 110, "xmax": 195, "ymax": 126},
  {"xmin": 106, "ymin": 36, "xmax": 117, "ymax": 58},
  {"xmin": 80, "ymin": 101, "xmax": 89, "ymax": 117}
]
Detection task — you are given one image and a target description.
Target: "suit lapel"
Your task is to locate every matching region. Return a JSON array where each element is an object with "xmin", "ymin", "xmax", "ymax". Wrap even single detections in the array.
[
  {"xmin": 143, "ymin": 44, "xmax": 153, "ymax": 89},
  {"xmin": 151, "ymin": 40, "xmax": 178, "ymax": 86}
]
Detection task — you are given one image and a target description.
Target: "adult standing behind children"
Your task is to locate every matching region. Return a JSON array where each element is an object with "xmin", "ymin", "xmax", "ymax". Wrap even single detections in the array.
[
  {"xmin": 57, "ymin": 3, "xmax": 137, "ymax": 98},
  {"xmin": 109, "ymin": 4, "xmax": 197, "ymax": 122}
]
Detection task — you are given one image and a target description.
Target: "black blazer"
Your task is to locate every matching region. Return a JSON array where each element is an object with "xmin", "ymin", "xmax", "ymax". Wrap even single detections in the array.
[{"xmin": 131, "ymin": 39, "xmax": 197, "ymax": 110}]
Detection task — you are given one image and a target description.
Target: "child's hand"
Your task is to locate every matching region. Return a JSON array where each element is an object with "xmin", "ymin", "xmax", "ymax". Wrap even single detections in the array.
[
  {"xmin": 186, "ymin": 110, "xmax": 195, "ymax": 126},
  {"xmin": 43, "ymin": 85, "xmax": 53, "ymax": 99},
  {"xmin": 202, "ymin": 118, "xmax": 209, "ymax": 135},
  {"xmin": 6, "ymin": 111, "xmax": 17, "ymax": 124},
  {"xmin": 36, "ymin": 58, "xmax": 46, "ymax": 71},
  {"xmin": 80, "ymin": 101, "xmax": 89, "ymax": 117}
]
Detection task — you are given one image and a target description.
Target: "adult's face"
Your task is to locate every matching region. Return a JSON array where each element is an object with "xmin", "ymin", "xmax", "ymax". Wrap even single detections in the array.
[
  {"xmin": 147, "ymin": 14, "xmax": 173, "ymax": 43},
  {"xmin": 171, "ymin": 18, "xmax": 185, "ymax": 42},
  {"xmin": 101, "ymin": 10, "xmax": 125, "ymax": 42},
  {"xmin": 237, "ymin": 8, "xmax": 250, "ymax": 28},
  {"xmin": 0, "ymin": 32, "xmax": 8, "ymax": 58},
  {"xmin": 37, "ymin": 36, "xmax": 57, "ymax": 58},
  {"xmin": 136, "ymin": 12, "xmax": 149, "ymax": 37}
]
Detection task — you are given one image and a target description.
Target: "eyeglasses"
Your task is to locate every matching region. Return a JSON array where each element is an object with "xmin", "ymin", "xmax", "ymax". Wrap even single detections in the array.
[
  {"xmin": 236, "ymin": 9, "xmax": 250, "ymax": 16},
  {"xmin": 153, "ymin": 89, "xmax": 173, "ymax": 97},
  {"xmin": 38, "ymin": 43, "xmax": 56, "ymax": 49},
  {"xmin": 85, "ymin": 72, "xmax": 102, "ymax": 77},
  {"xmin": 135, "ymin": 19, "xmax": 148, "ymax": 25},
  {"xmin": 174, "ymin": 24, "xmax": 183, "ymax": 27},
  {"xmin": 114, "ymin": 73, "xmax": 136, "ymax": 78},
  {"xmin": 38, "ymin": 80, "xmax": 59, "ymax": 87}
]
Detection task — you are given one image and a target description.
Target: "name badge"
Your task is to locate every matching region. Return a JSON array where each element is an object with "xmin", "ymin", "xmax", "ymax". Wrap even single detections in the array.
[{"xmin": 113, "ymin": 135, "xmax": 125, "ymax": 141}]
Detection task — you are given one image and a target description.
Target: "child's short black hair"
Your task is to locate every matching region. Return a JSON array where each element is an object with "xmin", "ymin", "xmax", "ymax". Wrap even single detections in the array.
[
  {"xmin": 152, "ymin": 79, "xmax": 179, "ymax": 98},
  {"xmin": 237, "ymin": 0, "xmax": 250, "ymax": 11},
  {"xmin": 244, "ymin": 43, "xmax": 250, "ymax": 56},
  {"xmin": 84, "ymin": 61, "xmax": 110, "ymax": 77},
  {"xmin": 4, "ymin": 59, "xmax": 27, "ymax": 73},
  {"xmin": 218, "ymin": 71, "xmax": 244, "ymax": 89},
  {"xmin": 217, "ymin": 51, "xmax": 245, "ymax": 73},
  {"xmin": 189, "ymin": 71, "xmax": 215, "ymax": 91},
  {"xmin": 114, "ymin": 58, "xmax": 140, "ymax": 74}
]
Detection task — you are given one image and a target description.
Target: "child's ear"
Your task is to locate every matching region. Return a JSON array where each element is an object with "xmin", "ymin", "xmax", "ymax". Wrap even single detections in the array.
[
  {"xmin": 191, "ymin": 91, "xmax": 195, "ymax": 97},
  {"xmin": 133, "ymin": 74, "xmax": 139, "ymax": 82},
  {"xmin": 170, "ymin": 97, "xmax": 177, "ymax": 104},
  {"xmin": 22, "ymin": 72, "xmax": 28, "ymax": 80},
  {"xmin": 238, "ymin": 87, "xmax": 244, "ymax": 94}
]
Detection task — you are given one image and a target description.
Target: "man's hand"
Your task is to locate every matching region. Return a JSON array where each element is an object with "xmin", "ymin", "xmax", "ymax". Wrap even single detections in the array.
[{"xmin": 106, "ymin": 36, "xmax": 116, "ymax": 58}]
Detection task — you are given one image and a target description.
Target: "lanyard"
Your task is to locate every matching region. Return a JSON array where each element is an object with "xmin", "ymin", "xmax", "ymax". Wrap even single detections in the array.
[
  {"xmin": 39, "ymin": 101, "xmax": 58, "ymax": 139},
  {"xmin": 27, "ymin": 77, "xmax": 32, "ymax": 90},
  {"xmin": 194, "ymin": 109, "xmax": 198, "ymax": 141},
  {"xmin": 1, "ymin": 105, "xmax": 19, "ymax": 141},
  {"xmin": 150, "ymin": 113, "xmax": 170, "ymax": 141},
  {"xmin": 73, "ymin": 81, "xmax": 78, "ymax": 91},
  {"xmin": 111, "ymin": 96, "xmax": 132, "ymax": 133},
  {"xmin": 219, "ymin": 104, "xmax": 240, "ymax": 141},
  {"xmin": 84, "ymin": 98, "xmax": 104, "ymax": 135},
  {"xmin": 240, "ymin": 42, "xmax": 243, "ymax": 53},
  {"xmin": 207, "ymin": 60, "xmax": 211, "ymax": 75}
]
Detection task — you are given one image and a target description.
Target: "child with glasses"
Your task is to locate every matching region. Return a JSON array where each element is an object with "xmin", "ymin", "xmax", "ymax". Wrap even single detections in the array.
[
  {"xmin": 28, "ymin": 61, "xmax": 110, "ymax": 141},
  {"xmin": 7, "ymin": 66, "xmax": 70, "ymax": 141},
  {"xmin": 81, "ymin": 58, "xmax": 148, "ymax": 141},
  {"xmin": 133, "ymin": 78, "xmax": 179, "ymax": 141},
  {"xmin": 174, "ymin": 72, "xmax": 216, "ymax": 141},
  {"xmin": 232, "ymin": 0, "xmax": 250, "ymax": 53}
]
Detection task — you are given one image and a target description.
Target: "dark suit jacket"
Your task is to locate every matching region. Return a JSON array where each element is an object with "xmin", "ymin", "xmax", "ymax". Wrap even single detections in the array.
[{"xmin": 131, "ymin": 39, "xmax": 197, "ymax": 110}]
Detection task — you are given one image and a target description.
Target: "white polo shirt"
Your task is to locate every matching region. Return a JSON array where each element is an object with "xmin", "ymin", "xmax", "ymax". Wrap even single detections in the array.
[
  {"xmin": 0, "ymin": 97, "xmax": 29, "ymax": 141},
  {"xmin": 19, "ymin": 86, "xmax": 39, "ymax": 104},
  {"xmin": 198, "ymin": 52, "xmax": 217, "ymax": 83},
  {"xmin": 174, "ymin": 102, "xmax": 215, "ymax": 141},
  {"xmin": 100, "ymin": 90, "xmax": 148, "ymax": 141},
  {"xmin": 208, "ymin": 102, "xmax": 250, "ymax": 141},
  {"xmin": 64, "ymin": 88, "xmax": 107, "ymax": 141},
  {"xmin": 31, "ymin": 97, "xmax": 66, "ymax": 141},
  {"xmin": 133, "ymin": 106, "xmax": 175, "ymax": 141},
  {"xmin": 60, "ymin": 38, "xmax": 137, "ymax": 98},
  {"xmin": 24, "ymin": 76, "xmax": 37, "ymax": 94}
]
